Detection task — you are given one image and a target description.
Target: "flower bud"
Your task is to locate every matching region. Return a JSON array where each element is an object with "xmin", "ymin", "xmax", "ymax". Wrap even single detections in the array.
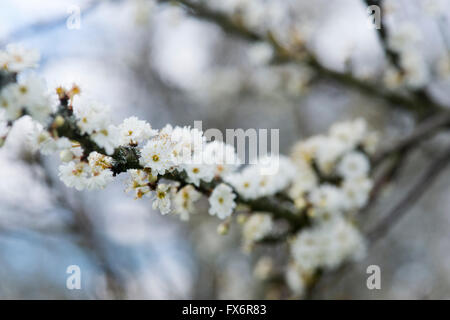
[
  {"xmin": 53, "ymin": 115, "xmax": 65, "ymax": 128},
  {"xmin": 294, "ymin": 196, "xmax": 306, "ymax": 210},
  {"xmin": 217, "ymin": 221, "xmax": 229, "ymax": 235},
  {"xmin": 56, "ymin": 86, "xmax": 66, "ymax": 99}
]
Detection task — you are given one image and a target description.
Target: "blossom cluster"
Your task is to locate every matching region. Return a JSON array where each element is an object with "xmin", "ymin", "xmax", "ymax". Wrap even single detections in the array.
[
  {"xmin": 383, "ymin": 21, "xmax": 429, "ymax": 89},
  {"xmin": 285, "ymin": 118, "xmax": 377, "ymax": 296},
  {"xmin": 0, "ymin": 45, "xmax": 378, "ymax": 297},
  {"xmin": 0, "ymin": 44, "xmax": 54, "ymax": 146},
  {"xmin": 207, "ymin": 0, "xmax": 292, "ymax": 37},
  {"xmin": 157, "ymin": 0, "xmax": 313, "ymax": 101},
  {"xmin": 189, "ymin": 0, "xmax": 437, "ymax": 93}
]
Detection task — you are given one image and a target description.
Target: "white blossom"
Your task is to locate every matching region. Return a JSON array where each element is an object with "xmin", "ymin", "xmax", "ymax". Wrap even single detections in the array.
[
  {"xmin": 2, "ymin": 74, "xmax": 54, "ymax": 124},
  {"xmin": 152, "ymin": 183, "xmax": 171, "ymax": 215},
  {"xmin": 308, "ymin": 184, "xmax": 344, "ymax": 219},
  {"xmin": 88, "ymin": 151, "xmax": 113, "ymax": 171},
  {"xmin": 91, "ymin": 124, "xmax": 120, "ymax": 155},
  {"xmin": 290, "ymin": 217, "xmax": 366, "ymax": 272},
  {"xmin": 315, "ymin": 137, "xmax": 347, "ymax": 175},
  {"xmin": 208, "ymin": 183, "xmax": 236, "ymax": 219},
  {"xmin": 225, "ymin": 155, "xmax": 295, "ymax": 200},
  {"xmin": 0, "ymin": 44, "xmax": 40, "ymax": 72},
  {"xmin": 58, "ymin": 161, "xmax": 90, "ymax": 191},
  {"xmin": 224, "ymin": 169, "xmax": 258, "ymax": 200},
  {"xmin": 182, "ymin": 162, "xmax": 215, "ymax": 187},
  {"xmin": 173, "ymin": 185, "xmax": 201, "ymax": 221},
  {"xmin": 288, "ymin": 159, "xmax": 318, "ymax": 202},
  {"xmin": 329, "ymin": 118, "xmax": 368, "ymax": 151},
  {"xmin": 337, "ymin": 151, "xmax": 370, "ymax": 180},
  {"xmin": 253, "ymin": 256, "xmax": 274, "ymax": 280},
  {"xmin": 388, "ymin": 23, "xmax": 421, "ymax": 52},
  {"xmin": 342, "ymin": 177, "xmax": 373, "ymax": 210},
  {"xmin": 0, "ymin": 83, "xmax": 23, "ymax": 121},
  {"xmin": 86, "ymin": 169, "xmax": 114, "ymax": 190},
  {"xmin": 291, "ymin": 135, "xmax": 326, "ymax": 164},
  {"xmin": 139, "ymin": 137, "xmax": 174, "ymax": 175},
  {"xmin": 19, "ymin": 75, "xmax": 54, "ymax": 124},
  {"xmin": 73, "ymin": 97, "xmax": 112, "ymax": 135},
  {"xmin": 58, "ymin": 153, "xmax": 114, "ymax": 191},
  {"xmin": 161, "ymin": 124, "xmax": 205, "ymax": 164},
  {"xmin": 242, "ymin": 213, "xmax": 273, "ymax": 243},
  {"xmin": 0, "ymin": 110, "xmax": 9, "ymax": 137},
  {"xmin": 257, "ymin": 155, "xmax": 296, "ymax": 193},
  {"xmin": 60, "ymin": 149, "xmax": 76, "ymax": 162},
  {"xmin": 202, "ymin": 140, "xmax": 241, "ymax": 177},
  {"xmin": 28, "ymin": 122, "xmax": 72, "ymax": 155},
  {"xmin": 126, "ymin": 169, "xmax": 153, "ymax": 198},
  {"xmin": 400, "ymin": 51, "xmax": 429, "ymax": 88},
  {"xmin": 362, "ymin": 131, "xmax": 379, "ymax": 155},
  {"xmin": 285, "ymin": 263, "xmax": 308, "ymax": 297},
  {"xmin": 118, "ymin": 116, "xmax": 157, "ymax": 146}
]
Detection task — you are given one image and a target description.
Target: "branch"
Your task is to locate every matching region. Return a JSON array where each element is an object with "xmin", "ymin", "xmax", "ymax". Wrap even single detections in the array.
[
  {"xmin": 52, "ymin": 93, "xmax": 307, "ymax": 230},
  {"xmin": 305, "ymin": 139, "xmax": 450, "ymax": 299},
  {"xmin": 364, "ymin": 0, "xmax": 402, "ymax": 70},
  {"xmin": 372, "ymin": 110, "xmax": 450, "ymax": 166},
  {"xmin": 158, "ymin": 0, "xmax": 445, "ymax": 116},
  {"xmin": 364, "ymin": 149, "xmax": 408, "ymax": 210},
  {"xmin": 367, "ymin": 145, "xmax": 450, "ymax": 243},
  {"xmin": 363, "ymin": 0, "xmax": 437, "ymax": 109},
  {"xmin": 250, "ymin": 111, "xmax": 450, "ymax": 246}
]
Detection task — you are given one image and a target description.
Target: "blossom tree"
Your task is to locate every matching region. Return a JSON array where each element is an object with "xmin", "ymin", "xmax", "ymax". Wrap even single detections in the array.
[{"xmin": 1, "ymin": 0, "xmax": 450, "ymax": 299}]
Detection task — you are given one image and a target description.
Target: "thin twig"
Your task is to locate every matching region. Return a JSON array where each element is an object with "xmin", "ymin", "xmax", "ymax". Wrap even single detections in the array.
[
  {"xmin": 367, "ymin": 145, "xmax": 450, "ymax": 243},
  {"xmin": 305, "ymin": 144, "xmax": 450, "ymax": 299},
  {"xmin": 364, "ymin": 0, "xmax": 402, "ymax": 70},
  {"xmin": 372, "ymin": 110, "xmax": 450, "ymax": 166},
  {"xmin": 364, "ymin": 0, "xmax": 439, "ymax": 107},
  {"xmin": 2, "ymin": 0, "xmax": 445, "ymax": 116},
  {"xmin": 158, "ymin": 0, "xmax": 445, "ymax": 116},
  {"xmin": 364, "ymin": 149, "xmax": 409, "ymax": 211}
]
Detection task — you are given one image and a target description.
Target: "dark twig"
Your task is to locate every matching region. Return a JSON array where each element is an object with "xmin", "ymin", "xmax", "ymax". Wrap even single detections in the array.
[
  {"xmin": 372, "ymin": 110, "xmax": 450, "ymax": 166},
  {"xmin": 306, "ymin": 145, "xmax": 450, "ymax": 299},
  {"xmin": 364, "ymin": 0, "xmax": 438, "ymax": 106},
  {"xmin": 158, "ymin": 0, "xmax": 445, "ymax": 116},
  {"xmin": 364, "ymin": 149, "xmax": 409, "ymax": 211},
  {"xmin": 367, "ymin": 145, "xmax": 450, "ymax": 243},
  {"xmin": 303, "ymin": 140, "xmax": 450, "ymax": 298},
  {"xmin": 364, "ymin": 0, "xmax": 402, "ymax": 70}
]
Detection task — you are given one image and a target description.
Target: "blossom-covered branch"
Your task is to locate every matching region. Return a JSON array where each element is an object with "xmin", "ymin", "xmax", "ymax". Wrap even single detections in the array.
[
  {"xmin": 372, "ymin": 110, "xmax": 450, "ymax": 166},
  {"xmin": 364, "ymin": 0, "xmax": 402, "ymax": 70},
  {"xmin": 156, "ymin": 0, "xmax": 446, "ymax": 116},
  {"xmin": 0, "ymin": 45, "xmax": 382, "ymax": 297}
]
